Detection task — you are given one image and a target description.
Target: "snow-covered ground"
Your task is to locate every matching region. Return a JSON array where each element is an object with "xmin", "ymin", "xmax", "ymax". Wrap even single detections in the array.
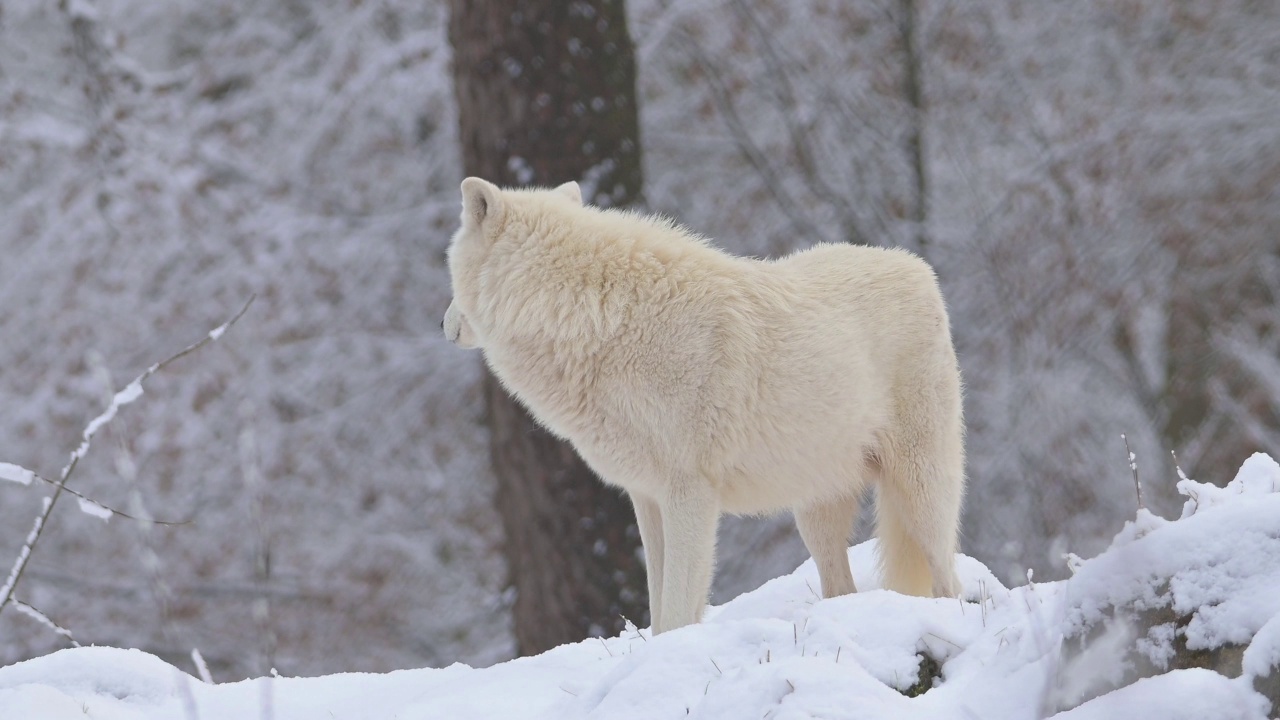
[
  {"xmin": 4, "ymin": 0, "xmax": 1279, "ymax": 677},
  {"xmin": 3, "ymin": 455, "xmax": 1277, "ymax": 719}
]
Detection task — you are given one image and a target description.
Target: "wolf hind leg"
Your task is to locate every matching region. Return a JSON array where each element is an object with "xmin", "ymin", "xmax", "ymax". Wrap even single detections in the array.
[
  {"xmin": 876, "ymin": 428, "xmax": 964, "ymax": 598},
  {"xmin": 795, "ymin": 494, "xmax": 860, "ymax": 598}
]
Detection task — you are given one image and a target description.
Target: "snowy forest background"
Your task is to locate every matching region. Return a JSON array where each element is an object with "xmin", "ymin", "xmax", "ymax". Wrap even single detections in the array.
[{"xmin": 1, "ymin": 0, "xmax": 1277, "ymax": 682}]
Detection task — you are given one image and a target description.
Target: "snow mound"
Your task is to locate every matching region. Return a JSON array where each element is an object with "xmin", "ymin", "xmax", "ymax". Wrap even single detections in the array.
[
  {"xmin": 2, "ymin": 456, "xmax": 1277, "ymax": 719},
  {"xmin": 1179, "ymin": 452, "xmax": 1280, "ymax": 517}
]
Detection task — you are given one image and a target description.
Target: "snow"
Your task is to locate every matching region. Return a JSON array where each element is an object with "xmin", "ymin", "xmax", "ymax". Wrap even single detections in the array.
[
  {"xmin": 1, "ymin": 455, "xmax": 1275, "ymax": 719},
  {"xmin": 1051, "ymin": 669, "xmax": 1268, "ymax": 720},
  {"xmin": 113, "ymin": 382, "xmax": 144, "ymax": 407},
  {"xmin": 76, "ymin": 497, "xmax": 112, "ymax": 522},
  {"xmin": 77, "ymin": 380, "xmax": 146, "ymax": 462},
  {"xmin": 0, "ymin": 463, "xmax": 35, "ymax": 487},
  {"xmin": 1065, "ymin": 496, "xmax": 1280, "ymax": 652},
  {"xmin": 1244, "ymin": 614, "xmax": 1280, "ymax": 683},
  {"xmin": 1178, "ymin": 452, "xmax": 1280, "ymax": 518}
]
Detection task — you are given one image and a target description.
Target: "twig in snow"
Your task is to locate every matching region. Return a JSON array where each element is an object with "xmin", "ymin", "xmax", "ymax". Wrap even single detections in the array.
[
  {"xmin": 191, "ymin": 648, "xmax": 213, "ymax": 684},
  {"xmin": 804, "ymin": 579, "xmax": 820, "ymax": 601},
  {"xmin": 922, "ymin": 631, "xmax": 963, "ymax": 652},
  {"xmin": 997, "ymin": 636, "xmax": 1010, "ymax": 652},
  {"xmin": 978, "ymin": 579, "xmax": 988, "ymax": 627},
  {"xmin": 1171, "ymin": 449, "xmax": 1199, "ymax": 515},
  {"xmin": 1121, "ymin": 433, "xmax": 1144, "ymax": 510},
  {"xmin": 1171, "ymin": 449, "xmax": 1190, "ymax": 484},
  {"xmin": 621, "ymin": 614, "xmax": 646, "ymax": 641}
]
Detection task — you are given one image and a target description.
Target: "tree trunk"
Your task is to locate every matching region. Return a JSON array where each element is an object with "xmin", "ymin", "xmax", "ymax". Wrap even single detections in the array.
[
  {"xmin": 447, "ymin": 0, "xmax": 648, "ymax": 655},
  {"xmin": 900, "ymin": 0, "xmax": 929, "ymax": 258}
]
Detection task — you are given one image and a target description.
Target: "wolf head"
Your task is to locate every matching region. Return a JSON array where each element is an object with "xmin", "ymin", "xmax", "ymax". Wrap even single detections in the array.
[{"xmin": 442, "ymin": 177, "xmax": 583, "ymax": 349}]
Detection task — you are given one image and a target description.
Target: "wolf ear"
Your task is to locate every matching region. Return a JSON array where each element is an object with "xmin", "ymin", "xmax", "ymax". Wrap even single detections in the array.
[
  {"xmin": 460, "ymin": 177, "xmax": 503, "ymax": 228},
  {"xmin": 554, "ymin": 181, "xmax": 583, "ymax": 205}
]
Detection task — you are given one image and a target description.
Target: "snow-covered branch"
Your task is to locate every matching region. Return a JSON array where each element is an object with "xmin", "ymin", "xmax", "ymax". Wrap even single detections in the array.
[
  {"xmin": 3, "ymin": 463, "xmax": 185, "ymax": 526},
  {"xmin": 0, "ymin": 295, "xmax": 255, "ymax": 627}
]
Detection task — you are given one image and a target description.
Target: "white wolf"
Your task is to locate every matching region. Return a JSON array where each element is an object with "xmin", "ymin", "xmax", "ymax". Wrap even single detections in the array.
[{"xmin": 444, "ymin": 177, "xmax": 965, "ymax": 635}]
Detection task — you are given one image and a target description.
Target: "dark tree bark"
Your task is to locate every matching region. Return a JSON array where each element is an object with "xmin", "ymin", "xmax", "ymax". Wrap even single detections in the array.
[
  {"xmin": 449, "ymin": 0, "xmax": 643, "ymax": 208},
  {"xmin": 900, "ymin": 0, "xmax": 929, "ymax": 258},
  {"xmin": 447, "ymin": 0, "xmax": 648, "ymax": 655}
]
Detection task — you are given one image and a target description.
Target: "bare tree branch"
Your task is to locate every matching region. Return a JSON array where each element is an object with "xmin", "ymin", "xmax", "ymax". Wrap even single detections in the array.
[
  {"xmin": 12, "ymin": 600, "xmax": 81, "ymax": 647},
  {"xmin": 899, "ymin": 0, "xmax": 929, "ymax": 256},
  {"xmin": 0, "ymin": 295, "xmax": 255, "ymax": 620},
  {"xmin": 20, "ymin": 469, "xmax": 191, "ymax": 526}
]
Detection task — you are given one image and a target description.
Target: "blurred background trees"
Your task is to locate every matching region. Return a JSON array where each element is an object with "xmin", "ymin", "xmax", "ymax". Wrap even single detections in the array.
[{"xmin": 1, "ymin": 0, "xmax": 1276, "ymax": 678}]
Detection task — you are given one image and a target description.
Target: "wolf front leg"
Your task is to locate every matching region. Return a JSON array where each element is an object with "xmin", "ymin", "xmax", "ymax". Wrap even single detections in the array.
[
  {"xmin": 631, "ymin": 493, "xmax": 665, "ymax": 632},
  {"xmin": 655, "ymin": 480, "xmax": 719, "ymax": 634}
]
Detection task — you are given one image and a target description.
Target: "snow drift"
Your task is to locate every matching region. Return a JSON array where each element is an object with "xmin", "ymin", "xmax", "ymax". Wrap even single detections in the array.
[{"xmin": 2, "ymin": 455, "xmax": 1278, "ymax": 719}]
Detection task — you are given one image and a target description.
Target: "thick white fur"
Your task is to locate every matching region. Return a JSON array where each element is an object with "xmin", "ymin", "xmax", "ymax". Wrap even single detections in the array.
[{"xmin": 444, "ymin": 178, "xmax": 965, "ymax": 635}]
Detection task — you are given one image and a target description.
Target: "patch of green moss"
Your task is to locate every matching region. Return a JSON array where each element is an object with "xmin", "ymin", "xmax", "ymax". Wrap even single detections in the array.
[{"xmin": 901, "ymin": 652, "xmax": 942, "ymax": 698}]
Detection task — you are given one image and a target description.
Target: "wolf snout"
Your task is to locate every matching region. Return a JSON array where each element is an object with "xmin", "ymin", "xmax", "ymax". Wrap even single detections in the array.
[
  {"xmin": 442, "ymin": 301, "xmax": 476, "ymax": 348},
  {"xmin": 442, "ymin": 311, "xmax": 459, "ymax": 343}
]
